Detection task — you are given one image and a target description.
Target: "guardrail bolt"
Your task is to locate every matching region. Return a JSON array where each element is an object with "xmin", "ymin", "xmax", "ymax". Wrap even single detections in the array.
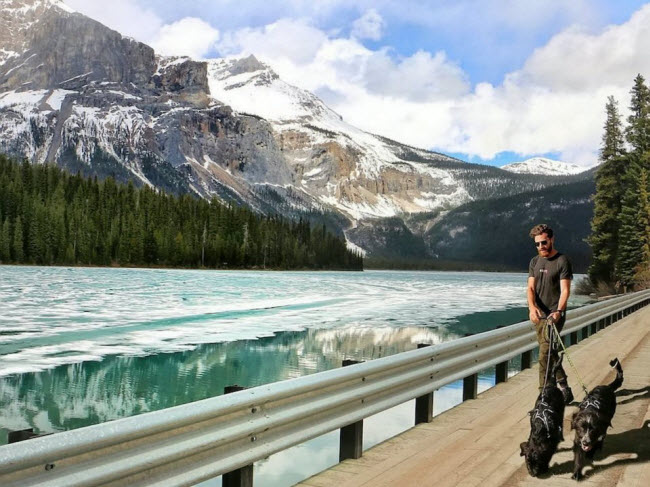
[{"xmin": 45, "ymin": 464, "xmax": 55, "ymax": 471}]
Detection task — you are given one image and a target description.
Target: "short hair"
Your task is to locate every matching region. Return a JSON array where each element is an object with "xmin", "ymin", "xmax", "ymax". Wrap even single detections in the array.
[{"xmin": 529, "ymin": 224, "xmax": 553, "ymax": 238}]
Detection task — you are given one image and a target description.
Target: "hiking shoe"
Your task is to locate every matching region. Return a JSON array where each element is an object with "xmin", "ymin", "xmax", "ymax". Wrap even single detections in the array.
[{"xmin": 561, "ymin": 386, "xmax": 574, "ymax": 405}]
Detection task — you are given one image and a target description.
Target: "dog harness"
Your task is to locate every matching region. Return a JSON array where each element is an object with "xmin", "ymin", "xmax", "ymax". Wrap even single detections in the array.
[
  {"xmin": 579, "ymin": 396, "xmax": 601, "ymax": 411},
  {"xmin": 533, "ymin": 399, "xmax": 559, "ymax": 439}
]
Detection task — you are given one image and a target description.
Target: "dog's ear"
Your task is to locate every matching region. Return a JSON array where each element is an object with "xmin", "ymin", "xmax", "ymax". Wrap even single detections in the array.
[
  {"xmin": 520, "ymin": 442, "xmax": 528, "ymax": 456},
  {"xmin": 570, "ymin": 413, "xmax": 578, "ymax": 430}
]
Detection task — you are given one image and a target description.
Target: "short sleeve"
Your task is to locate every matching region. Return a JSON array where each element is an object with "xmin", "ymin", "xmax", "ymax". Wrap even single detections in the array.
[
  {"xmin": 559, "ymin": 256, "xmax": 573, "ymax": 280},
  {"xmin": 528, "ymin": 257, "xmax": 536, "ymax": 278}
]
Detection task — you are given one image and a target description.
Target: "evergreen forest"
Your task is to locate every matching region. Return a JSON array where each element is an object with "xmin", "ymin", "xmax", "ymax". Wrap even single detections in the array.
[
  {"xmin": 0, "ymin": 155, "xmax": 363, "ymax": 270},
  {"xmin": 588, "ymin": 74, "xmax": 650, "ymax": 291}
]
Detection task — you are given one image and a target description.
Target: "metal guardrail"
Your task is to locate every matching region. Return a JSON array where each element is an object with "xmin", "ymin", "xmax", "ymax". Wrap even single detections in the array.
[{"xmin": 1, "ymin": 289, "xmax": 649, "ymax": 487}]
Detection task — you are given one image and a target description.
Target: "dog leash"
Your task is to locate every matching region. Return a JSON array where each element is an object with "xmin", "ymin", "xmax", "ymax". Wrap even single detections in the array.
[{"xmin": 548, "ymin": 321, "xmax": 589, "ymax": 396}]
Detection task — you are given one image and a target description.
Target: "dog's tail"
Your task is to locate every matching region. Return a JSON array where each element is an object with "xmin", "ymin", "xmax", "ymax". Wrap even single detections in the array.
[{"xmin": 608, "ymin": 358, "xmax": 624, "ymax": 391}]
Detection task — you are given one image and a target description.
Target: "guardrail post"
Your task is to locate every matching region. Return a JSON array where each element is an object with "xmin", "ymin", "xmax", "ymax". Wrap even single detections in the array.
[
  {"xmin": 569, "ymin": 331, "xmax": 578, "ymax": 345},
  {"xmin": 462, "ymin": 333, "xmax": 478, "ymax": 400},
  {"xmin": 223, "ymin": 385, "xmax": 253, "ymax": 487},
  {"xmin": 340, "ymin": 359, "xmax": 363, "ymax": 461},
  {"xmin": 591, "ymin": 321, "xmax": 598, "ymax": 334},
  {"xmin": 581, "ymin": 326, "xmax": 589, "ymax": 340},
  {"xmin": 521, "ymin": 350, "xmax": 532, "ymax": 370},
  {"xmin": 463, "ymin": 374, "xmax": 478, "ymax": 400},
  {"xmin": 494, "ymin": 326, "xmax": 509, "ymax": 384},
  {"xmin": 8, "ymin": 428, "xmax": 42, "ymax": 444},
  {"xmin": 415, "ymin": 344, "xmax": 433, "ymax": 424}
]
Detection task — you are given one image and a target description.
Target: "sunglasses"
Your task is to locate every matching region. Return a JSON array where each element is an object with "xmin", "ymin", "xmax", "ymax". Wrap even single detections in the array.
[{"xmin": 535, "ymin": 240, "xmax": 549, "ymax": 247}]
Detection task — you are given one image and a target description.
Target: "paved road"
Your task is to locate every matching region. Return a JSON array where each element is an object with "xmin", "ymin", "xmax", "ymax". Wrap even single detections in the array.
[{"xmin": 297, "ymin": 306, "xmax": 650, "ymax": 487}]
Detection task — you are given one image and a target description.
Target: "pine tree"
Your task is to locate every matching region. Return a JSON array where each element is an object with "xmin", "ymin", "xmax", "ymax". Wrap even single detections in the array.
[
  {"xmin": 0, "ymin": 155, "xmax": 362, "ymax": 271},
  {"xmin": 626, "ymin": 74, "xmax": 650, "ymax": 157},
  {"xmin": 616, "ymin": 159, "xmax": 644, "ymax": 290},
  {"xmin": 588, "ymin": 96, "xmax": 627, "ymax": 285},
  {"xmin": 0, "ymin": 217, "xmax": 10, "ymax": 262},
  {"xmin": 617, "ymin": 75, "xmax": 650, "ymax": 290},
  {"xmin": 12, "ymin": 216, "xmax": 24, "ymax": 262},
  {"xmin": 633, "ymin": 167, "xmax": 650, "ymax": 288}
]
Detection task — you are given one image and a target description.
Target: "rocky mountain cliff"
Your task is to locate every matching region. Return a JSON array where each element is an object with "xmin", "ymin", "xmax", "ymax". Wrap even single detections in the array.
[{"xmin": 0, "ymin": 0, "xmax": 595, "ymax": 259}]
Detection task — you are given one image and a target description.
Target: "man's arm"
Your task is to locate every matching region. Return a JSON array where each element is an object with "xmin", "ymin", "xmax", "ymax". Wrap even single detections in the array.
[
  {"xmin": 527, "ymin": 276, "xmax": 542, "ymax": 324},
  {"xmin": 550, "ymin": 278, "xmax": 571, "ymax": 322}
]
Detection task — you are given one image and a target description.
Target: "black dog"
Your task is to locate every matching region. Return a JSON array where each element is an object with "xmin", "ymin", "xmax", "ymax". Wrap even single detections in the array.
[
  {"xmin": 571, "ymin": 358, "xmax": 624, "ymax": 480},
  {"xmin": 520, "ymin": 354, "xmax": 566, "ymax": 477}
]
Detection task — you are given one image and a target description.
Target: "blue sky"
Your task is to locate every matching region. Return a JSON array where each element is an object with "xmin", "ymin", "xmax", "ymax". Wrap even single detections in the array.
[{"xmin": 66, "ymin": 0, "xmax": 650, "ymax": 167}]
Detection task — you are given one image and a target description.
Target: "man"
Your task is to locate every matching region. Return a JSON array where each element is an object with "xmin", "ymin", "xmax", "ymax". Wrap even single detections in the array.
[{"xmin": 527, "ymin": 223, "xmax": 574, "ymax": 404}]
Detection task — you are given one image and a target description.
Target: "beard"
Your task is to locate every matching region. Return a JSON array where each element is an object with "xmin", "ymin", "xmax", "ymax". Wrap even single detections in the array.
[{"xmin": 539, "ymin": 241, "xmax": 553, "ymax": 255}]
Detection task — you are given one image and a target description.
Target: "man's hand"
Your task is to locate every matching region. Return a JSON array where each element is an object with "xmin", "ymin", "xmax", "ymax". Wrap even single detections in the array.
[{"xmin": 529, "ymin": 307, "xmax": 542, "ymax": 324}]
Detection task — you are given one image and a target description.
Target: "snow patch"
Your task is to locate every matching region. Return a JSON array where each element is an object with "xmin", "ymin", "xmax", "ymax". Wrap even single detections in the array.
[
  {"xmin": 0, "ymin": 89, "xmax": 48, "ymax": 109},
  {"xmin": 106, "ymin": 90, "xmax": 142, "ymax": 100},
  {"xmin": 59, "ymin": 71, "xmax": 93, "ymax": 85},
  {"xmin": 345, "ymin": 239, "xmax": 367, "ymax": 257},
  {"xmin": 303, "ymin": 167, "xmax": 323, "ymax": 178},
  {"xmin": 448, "ymin": 226, "xmax": 467, "ymax": 238},
  {"xmin": 45, "ymin": 89, "xmax": 75, "ymax": 110}
]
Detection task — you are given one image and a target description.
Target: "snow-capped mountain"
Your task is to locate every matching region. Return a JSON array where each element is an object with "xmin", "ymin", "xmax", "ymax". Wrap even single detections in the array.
[
  {"xmin": 0, "ymin": 0, "xmax": 593, "ymax": 258},
  {"xmin": 500, "ymin": 157, "xmax": 589, "ymax": 176},
  {"xmin": 207, "ymin": 56, "xmax": 473, "ymax": 220}
]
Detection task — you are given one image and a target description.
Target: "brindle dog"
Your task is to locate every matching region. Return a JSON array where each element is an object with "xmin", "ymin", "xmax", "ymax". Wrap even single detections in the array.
[
  {"xmin": 571, "ymin": 358, "xmax": 624, "ymax": 480},
  {"xmin": 520, "ymin": 354, "xmax": 566, "ymax": 477}
]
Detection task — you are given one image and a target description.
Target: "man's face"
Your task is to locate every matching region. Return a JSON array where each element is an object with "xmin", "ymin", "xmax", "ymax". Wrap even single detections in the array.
[{"xmin": 534, "ymin": 233, "xmax": 554, "ymax": 257}]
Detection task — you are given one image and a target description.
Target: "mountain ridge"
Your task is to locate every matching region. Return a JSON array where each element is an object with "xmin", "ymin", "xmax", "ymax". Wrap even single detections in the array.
[
  {"xmin": 0, "ymin": 0, "xmax": 596, "ymax": 260},
  {"xmin": 501, "ymin": 157, "xmax": 590, "ymax": 176}
]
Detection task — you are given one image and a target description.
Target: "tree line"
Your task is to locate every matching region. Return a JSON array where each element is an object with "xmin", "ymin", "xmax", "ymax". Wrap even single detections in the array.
[
  {"xmin": 588, "ymin": 74, "xmax": 650, "ymax": 292},
  {"xmin": 0, "ymin": 155, "xmax": 363, "ymax": 270}
]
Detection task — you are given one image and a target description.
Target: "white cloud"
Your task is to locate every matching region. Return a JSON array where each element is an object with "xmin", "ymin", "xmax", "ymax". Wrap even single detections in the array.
[
  {"xmin": 364, "ymin": 49, "xmax": 470, "ymax": 101},
  {"xmin": 65, "ymin": 0, "xmax": 163, "ymax": 43},
  {"xmin": 150, "ymin": 18, "xmax": 220, "ymax": 59},
  {"xmin": 63, "ymin": 1, "xmax": 650, "ymax": 167},
  {"xmin": 516, "ymin": 6, "xmax": 650, "ymax": 92},
  {"xmin": 216, "ymin": 19, "xmax": 469, "ymax": 102},
  {"xmin": 222, "ymin": 5, "xmax": 650, "ymax": 167},
  {"xmin": 351, "ymin": 9, "xmax": 385, "ymax": 41},
  {"xmin": 217, "ymin": 19, "xmax": 328, "ymax": 65}
]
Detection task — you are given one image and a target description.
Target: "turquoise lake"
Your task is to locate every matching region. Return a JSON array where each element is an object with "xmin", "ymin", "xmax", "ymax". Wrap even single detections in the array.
[{"xmin": 0, "ymin": 266, "xmax": 589, "ymax": 485}]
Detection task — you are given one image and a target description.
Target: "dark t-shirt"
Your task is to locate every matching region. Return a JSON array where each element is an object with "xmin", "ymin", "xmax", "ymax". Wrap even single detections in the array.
[{"xmin": 528, "ymin": 252, "xmax": 573, "ymax": 315}]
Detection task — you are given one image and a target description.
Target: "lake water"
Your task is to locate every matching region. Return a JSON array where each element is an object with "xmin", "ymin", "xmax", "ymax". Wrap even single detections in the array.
[{"xmin": 0, "ymin": 266, "xmax": 587, "ymax": 485}]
